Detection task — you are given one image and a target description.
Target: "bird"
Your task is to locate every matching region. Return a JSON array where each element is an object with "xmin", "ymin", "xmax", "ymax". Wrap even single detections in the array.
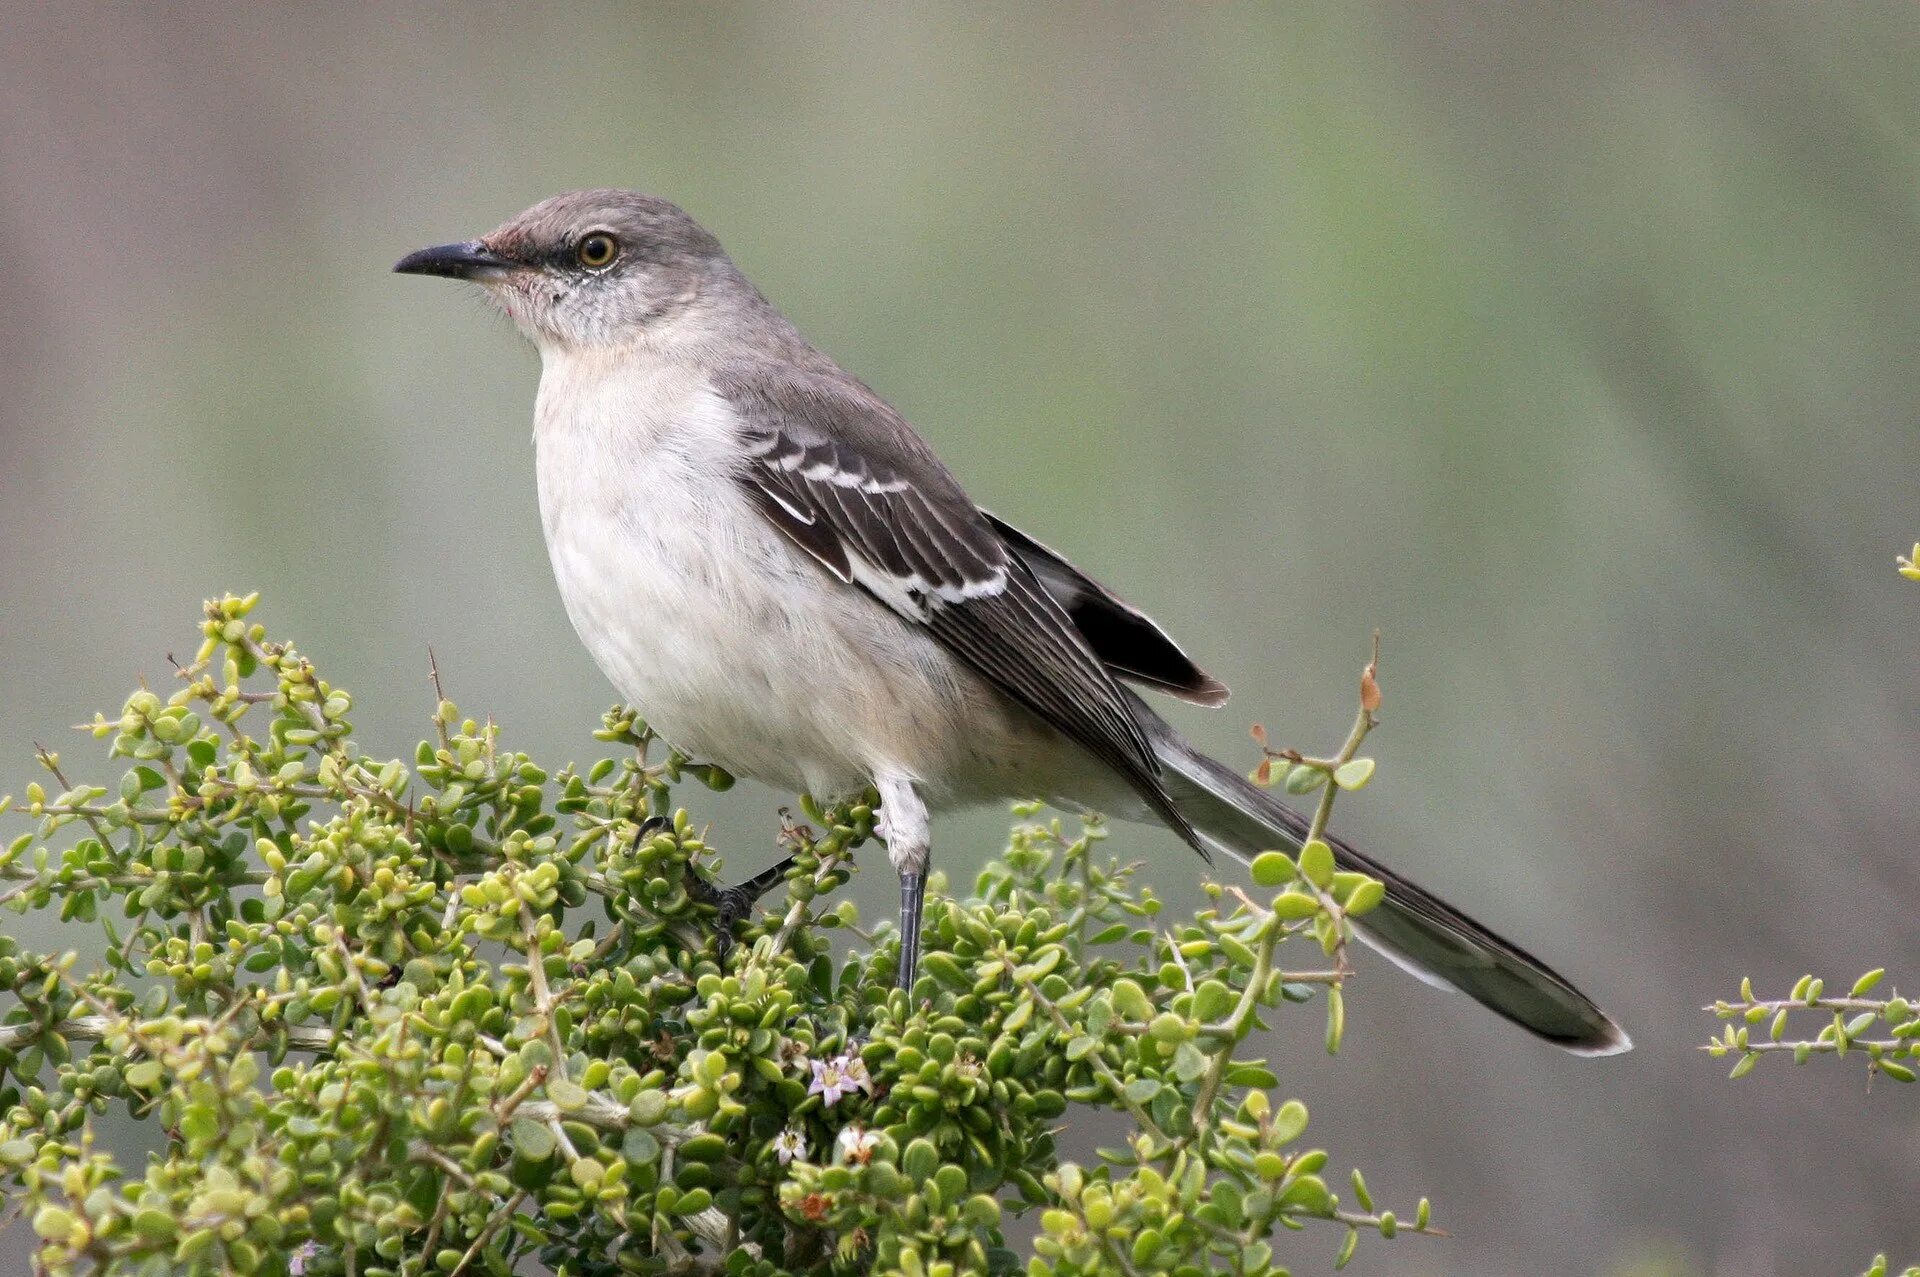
[{"xmin": 394, "ymin": 189, "xmax": 1629, "ymax": 1056}]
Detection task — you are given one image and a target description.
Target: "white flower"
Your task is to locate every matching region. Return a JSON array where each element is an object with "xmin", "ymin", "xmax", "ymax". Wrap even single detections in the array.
[
  {"xmin": 772, "ymin": 1127, "xmax": 808, "ymax": 1165},
  {"xmin": 835, "ymin": 1123, "xmax": 882, "ymax": 1165},
  {"xmin": 808, "ymin": 1052, "xmax": 870, "ymax": 1107}
]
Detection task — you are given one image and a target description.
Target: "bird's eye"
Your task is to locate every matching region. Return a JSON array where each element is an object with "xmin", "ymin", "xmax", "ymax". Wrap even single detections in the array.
[{"xmin": 576, "ymin": 232, "xmax": 619, "ymax": 269}]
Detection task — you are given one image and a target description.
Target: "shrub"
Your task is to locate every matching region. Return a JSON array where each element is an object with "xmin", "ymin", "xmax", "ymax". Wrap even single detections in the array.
[
  {"xmin": 1705, "ymin": 969, "xmax": 1918, "ymax": 1277},
  {"xmin": 1696, "ymin": 548, "xmax": 1920, "ymax": 1277},
  {"xmin": 0, "ymin": 597, "xmax": 1430, "ymax": 1275}
]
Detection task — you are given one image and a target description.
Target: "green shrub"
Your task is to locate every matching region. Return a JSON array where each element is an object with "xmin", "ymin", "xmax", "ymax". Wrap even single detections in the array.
[
  {"xmin": 1706, "ymin": 970, "xmax": 1918, "ymax": 1277},
  {"xmin": 1706, "ymin": 969, "xmax": 1918, "ymax": 1085},
  {"xmin": 1697, "ymin": 548, "xmax": 1920, "ymax": 1277},
  {"xmin": 0, "ymin": 597, "xmax": 1430, "ymax": 1275}
]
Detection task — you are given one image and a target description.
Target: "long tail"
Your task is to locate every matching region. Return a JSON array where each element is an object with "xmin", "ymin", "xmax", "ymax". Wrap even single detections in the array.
[{"xmin": 1142, "ymin": 713, "xmax": 1630, "ymax": 1056}]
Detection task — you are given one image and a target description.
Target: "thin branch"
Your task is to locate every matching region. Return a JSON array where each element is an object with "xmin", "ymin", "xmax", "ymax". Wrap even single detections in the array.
[
  {"xmin": 1702, "ymin": 1039, "xmax": 1908, "ymax": 1057},
  {"xmin": 0, "ymin": 1014, "xmax": 334, "ymax": 1054},
  {"xmin": 1005, "ymin": 948, "xmax": 1174, "ymax": 1150}
]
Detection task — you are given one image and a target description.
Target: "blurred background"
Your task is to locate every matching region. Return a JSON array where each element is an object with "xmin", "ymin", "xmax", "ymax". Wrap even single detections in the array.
[{"xmin": 2, "ymin": 4, "xmax": 1915, "ymax": 1273}]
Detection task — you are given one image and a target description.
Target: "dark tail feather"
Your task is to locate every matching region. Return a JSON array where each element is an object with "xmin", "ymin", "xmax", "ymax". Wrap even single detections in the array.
[{"xmin": 1147, "ymin": 723, "xmax": 1630, "ymax": 1056}]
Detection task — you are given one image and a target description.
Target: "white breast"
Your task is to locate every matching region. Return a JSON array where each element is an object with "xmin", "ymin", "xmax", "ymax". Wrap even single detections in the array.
[{"xmin": 530, "ymin": 344, "xmax": 1067, "ymax": 806}]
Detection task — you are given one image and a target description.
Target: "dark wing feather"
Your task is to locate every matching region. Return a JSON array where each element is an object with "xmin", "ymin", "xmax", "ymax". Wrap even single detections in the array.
[
  {"xmin": 718, "ymin": 363, "xmax": 1197, "ymax": 845},
  {"xmin": 984, "ymin": 513, "xmax": 1229, "ymax": 707}
]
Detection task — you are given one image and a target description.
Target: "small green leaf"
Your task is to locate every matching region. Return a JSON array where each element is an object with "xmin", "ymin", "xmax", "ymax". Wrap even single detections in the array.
[
  {"xmin": 1278, "ymin": 1172, "xmax": 1331, "ymax": 1213},
  {"xmin": 512, "ymin": 1118, "xmax": 555, "ymax": 1161},
  {"xmin": 902, "ymin": 1138, "xmax": 939, "ymax": 1182},
  {"xmin": 1332, "ymin": 758, "xmax": 1375, "ymax": 790},
  {"xmin": 622, "ymin": 1127, "xmax": 660, "ymax": 1164},
  {"xmin": 679, "ymin": 1133, "xmax": 728, "ymax": 1162},
  {"xmin": 1250, "ymin": 851, "xmax": 1293, "ymax": 887},
  {"xmin": 1272, "ymin": 889, "xmax": 1320, "ymax": 920},
  {"xmin": 1285, "ymin": 765, "xmax": 1327, "ymax": 794},
  {"xmin": 1192, "ymin": 980, "xmax": 1233, "ymax": 1022},
  {"xmin": 1299, "ymin": 840, "xmax": 1336, "ymax": 889},
  {"xmin": 1344, "ymin": 878, "xmax": 1385, "ymax": 917},
  {"xmin": 923, "ymin": 952, "xmax": 969, "ymax": 990},
  {"xmin": 963, "ymin": 1194, "xmax": 1001, "ymax": 1228},
  {"xmin": 1148, "ymin": 1013, "xmax": 1190, "ymax": 1045},
  {"xmin": 1272, "ymin": 1098, "xmax": 1309, "ymax": 1143},
  {"xmin": 1112, "ymin": 978, "xmax": 1153, "ymax": 1022}
]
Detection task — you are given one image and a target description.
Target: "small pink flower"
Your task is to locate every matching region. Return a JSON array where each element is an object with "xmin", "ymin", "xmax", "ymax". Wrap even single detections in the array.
[
  {"xmin": 809, "ymin": 1056, "xmax": 848, "ymax": 1105},
  {"xmin": 289, "ymin": 1242, "xmax": 319, "ymax": 1276},
  {"xmin": 840, "ymin": 1055, "xmax": 874, "ymax": 1097},
  {"xmin": 808, "ymin": 1052, "xmax": 870, "ymax": 1107}
]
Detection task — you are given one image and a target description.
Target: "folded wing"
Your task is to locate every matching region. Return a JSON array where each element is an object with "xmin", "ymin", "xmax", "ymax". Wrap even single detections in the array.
[{"xmin": 717, "ymin": 361, "xmax": 1197, "ymax": 843}]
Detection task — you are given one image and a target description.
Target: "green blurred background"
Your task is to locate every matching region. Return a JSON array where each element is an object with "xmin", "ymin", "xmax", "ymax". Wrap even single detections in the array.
[{"xmin": 2, "ymin": 4, "xmax": 1916, "ymax": 1272}]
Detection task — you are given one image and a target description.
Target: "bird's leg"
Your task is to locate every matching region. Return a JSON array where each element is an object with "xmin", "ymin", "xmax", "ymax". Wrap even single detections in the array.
[
  {"xmin": 897, "ymin": 869, "xmax": 926, "ymax": 992},
  {"xmin": 874, "ymin": 770, "xmax": 930, "ymax": 993}
]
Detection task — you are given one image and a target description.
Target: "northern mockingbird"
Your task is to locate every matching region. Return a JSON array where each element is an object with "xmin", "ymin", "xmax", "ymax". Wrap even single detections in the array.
[{"xmin": 396, "ymin": 190, "xmax": 1628, "ymax": 1055}]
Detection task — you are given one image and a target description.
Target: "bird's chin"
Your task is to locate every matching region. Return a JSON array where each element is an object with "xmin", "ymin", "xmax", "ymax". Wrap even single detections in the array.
[{"xmin": 474, "ymin": 279, "xmax": 552, "ymax": 345}]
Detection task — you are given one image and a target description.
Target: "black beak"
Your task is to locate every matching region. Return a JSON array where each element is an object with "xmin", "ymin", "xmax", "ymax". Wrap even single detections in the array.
[{"xmin": 393, "ymin": 240, "xmax": 512, "ymax": 280}]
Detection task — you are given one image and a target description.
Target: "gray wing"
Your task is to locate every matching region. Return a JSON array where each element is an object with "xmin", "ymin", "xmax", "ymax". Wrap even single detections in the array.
[
  {"xmin": 715, "ymin": 362, "xmax": 1197, "ymax": 845},
  {"xmin": 983, "ymin": 513, "xmax": 1229, "ymax": 707}
]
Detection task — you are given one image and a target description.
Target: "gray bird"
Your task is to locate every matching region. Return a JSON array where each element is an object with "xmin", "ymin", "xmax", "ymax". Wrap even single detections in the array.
[{"xmin": 396, "ymin": 190, "xmax": 1628, "ymax": 1056}]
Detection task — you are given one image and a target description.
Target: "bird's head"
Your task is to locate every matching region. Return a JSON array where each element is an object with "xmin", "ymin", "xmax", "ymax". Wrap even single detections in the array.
[{"xmin": 395, "ymin": 190, "xmax": 727, "ymax": 352}]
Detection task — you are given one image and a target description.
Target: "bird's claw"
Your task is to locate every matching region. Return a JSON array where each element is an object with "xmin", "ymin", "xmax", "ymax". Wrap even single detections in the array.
[{"xmin": 683, "ymin": 854, "xmax": 798, "ymax": 962}]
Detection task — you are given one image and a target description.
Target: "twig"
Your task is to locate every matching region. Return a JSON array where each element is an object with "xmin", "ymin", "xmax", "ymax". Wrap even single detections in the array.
[
  {"xmin": 0, "ymin": 1014, "xmax": 334, "ymax": 1054},
  {"xmin": 1701, "ymin": 1039, "xmax": 1908, "ymax": 1057},
  {"xmin": 518, "ymin": 903, "xmax": 572, "ymax": 1073},
  {"xmin": 446, "ymin": 1190, "xmax": 527, "ymax": 1277},
  {"xmin": 1004, "ymin": 947, "xmax": 1174, "ymax": 1150}
]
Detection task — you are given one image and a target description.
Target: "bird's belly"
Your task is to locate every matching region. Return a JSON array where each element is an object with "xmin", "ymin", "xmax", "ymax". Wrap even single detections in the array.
[{"xmin": 542, "ymin": 473, "xmax": 1055, "ymax": 805}]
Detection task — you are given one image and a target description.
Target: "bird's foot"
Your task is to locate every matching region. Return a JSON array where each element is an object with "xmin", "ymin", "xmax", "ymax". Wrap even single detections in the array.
[{"xmin": 683, "ymin": 853, "xmax": 799, "ymax": 963}]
